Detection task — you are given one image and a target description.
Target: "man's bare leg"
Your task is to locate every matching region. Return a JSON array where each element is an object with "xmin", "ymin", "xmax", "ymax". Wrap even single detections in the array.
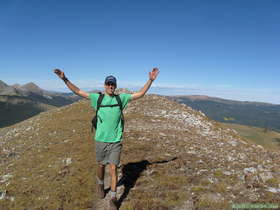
[
  {"xmin": 109, "ymin": 163, "xmax": 118, "ymax": 209},
  {"xmin": 96, "ymin": 163, "xmax": 105, "ymax": 199},
  {"xmin": 97, "ymin": 164, "xmax": 105, "ymax": 181},
  {"xmin": 109, "ymin": 163, "xmax": 118, "ymax": 193}
]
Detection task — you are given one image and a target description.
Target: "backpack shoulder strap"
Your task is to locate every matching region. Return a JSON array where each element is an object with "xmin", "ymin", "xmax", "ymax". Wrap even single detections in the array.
[
  {"xmin": 114, "ymin": 94, "xmax": 123, "ymax": 110},
  {"xmin": 96, "ymin": 92, "xmax": 104, "ymax": 111},
  {"xmin": 114, "ymin": 94, "xmax": 125, "ymax": 132},
  {"xmin": 91, "ymin": 92, "xmax": 104, "ymax": 133}
]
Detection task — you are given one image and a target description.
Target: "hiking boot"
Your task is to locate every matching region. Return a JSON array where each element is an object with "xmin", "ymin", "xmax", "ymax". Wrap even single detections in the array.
[
  {"xmin": 109, "ymin": 197, "xmax": 118, "ymax": 210},
  {"xmin": 96, "ymin": 184, "xmax": 105, "ymax": 199}
]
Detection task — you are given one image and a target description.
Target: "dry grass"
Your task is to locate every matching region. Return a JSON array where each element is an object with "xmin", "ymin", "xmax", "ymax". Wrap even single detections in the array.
[{"xmin": 1, "ymin": 96, "xmax": 280, "ymax": 210}]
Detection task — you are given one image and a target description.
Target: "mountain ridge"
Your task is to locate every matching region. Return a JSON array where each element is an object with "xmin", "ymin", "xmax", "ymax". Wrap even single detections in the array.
[{"xmin": 1, "ymin": 94, "xmax": 279, "ymax": 209}]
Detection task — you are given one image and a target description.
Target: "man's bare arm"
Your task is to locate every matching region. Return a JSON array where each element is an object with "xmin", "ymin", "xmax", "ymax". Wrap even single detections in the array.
[
  {"xmin": 54, "ymin": 69, "xmax": 89, "ymax": 99},
  {"xmin": 131, "ymin": 68, "xmax": 159, "ymax": 101}
]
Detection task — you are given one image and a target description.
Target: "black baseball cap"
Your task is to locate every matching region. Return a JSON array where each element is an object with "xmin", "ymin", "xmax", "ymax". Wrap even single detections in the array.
[{"xmin": 104, "ymin": 75, "xmax": 117, "ymax": 85}]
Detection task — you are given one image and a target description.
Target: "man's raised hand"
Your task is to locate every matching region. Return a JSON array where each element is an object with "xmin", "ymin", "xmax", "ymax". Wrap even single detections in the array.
[
  {"xmin": 149, "ymin": 67, "xmax": 159, "ymax": 81},
  {"xmin": 54, "ymin": 69, "xmax": 65, "ymax": 79}
]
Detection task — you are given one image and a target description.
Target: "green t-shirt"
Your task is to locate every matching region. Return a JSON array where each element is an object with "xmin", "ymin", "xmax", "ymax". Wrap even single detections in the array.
[{"xmin": 89, "ymin": 93, "xmax": 132, "ymax": 143}]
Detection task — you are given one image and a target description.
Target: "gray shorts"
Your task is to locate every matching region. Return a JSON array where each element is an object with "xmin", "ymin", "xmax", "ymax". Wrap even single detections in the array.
[{"xmin": 95, "ymin": 141, "xmax": 122, "ymax": 166}]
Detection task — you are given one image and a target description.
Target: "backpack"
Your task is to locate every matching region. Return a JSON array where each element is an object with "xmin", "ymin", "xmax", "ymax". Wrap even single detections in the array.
[{"xmin": 91, "ymin": 92, "xmax": 124, "ymax": 132}]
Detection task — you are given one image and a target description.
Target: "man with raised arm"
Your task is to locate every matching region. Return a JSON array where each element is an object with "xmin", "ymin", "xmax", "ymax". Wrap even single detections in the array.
[{"xmin": 54, "ymin": 68, "xmax": 159, "ymax": 210}]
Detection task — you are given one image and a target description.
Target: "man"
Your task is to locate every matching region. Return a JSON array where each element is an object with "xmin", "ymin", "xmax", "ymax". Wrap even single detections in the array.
[{"xmin": 54, "ymin": 68, "xmax": 159, "ymax": 210}]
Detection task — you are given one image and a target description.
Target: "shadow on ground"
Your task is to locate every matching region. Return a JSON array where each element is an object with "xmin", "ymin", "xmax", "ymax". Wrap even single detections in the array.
[{"xmin": 116, "ymin": 157, "xmax": 177, "ymax": 208}]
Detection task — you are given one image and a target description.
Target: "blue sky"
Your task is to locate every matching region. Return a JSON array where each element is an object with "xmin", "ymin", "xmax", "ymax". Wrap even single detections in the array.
[{"xmin": 1, "ymin": 0, "xmax": 280, "ymax": 104}]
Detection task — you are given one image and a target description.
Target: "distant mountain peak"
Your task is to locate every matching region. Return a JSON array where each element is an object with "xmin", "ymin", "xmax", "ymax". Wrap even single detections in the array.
[
  {"xmin": 22, "ymin": 82, "xmax": 40, "ymax": 89},
  {"xmin": 11, "ymin": 84, "xmax": 21, "ymax": 88},
  {"xmin": 21, "ymin": 82, "xmax": 43, "ymax": 94},
  {"xmin": 115, "ymin": 88, "xmax": 133, "ymax": 94},
  {"xmin": 0, "ymin": 80, "xmax": 9, "ymax": 90}
]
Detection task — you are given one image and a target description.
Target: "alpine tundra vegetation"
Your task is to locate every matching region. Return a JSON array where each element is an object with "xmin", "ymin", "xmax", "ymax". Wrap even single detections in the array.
[{"xmin": 1, "ymin": 90, "xmax": 280, "ymax": 209}]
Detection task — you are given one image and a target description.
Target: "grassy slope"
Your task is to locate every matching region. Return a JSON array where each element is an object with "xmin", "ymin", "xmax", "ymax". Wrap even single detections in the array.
[
  {"xmin": 1, "ymin": 98, "xmax": 280, "ymax": 210},
  {"xmin": 1, "ymin": 101, "xmax": 97, "ymax": 210},
  {"xmin": 0, "ymin": 101, "xmax": 55, "ymax": 128},
  {"xmin": 0, "ymin": 95, "xmax": 80, "ymax": 128},
  {"xmin": 219, "ymin": 122, "xmax": 280, "ymax": 150}
]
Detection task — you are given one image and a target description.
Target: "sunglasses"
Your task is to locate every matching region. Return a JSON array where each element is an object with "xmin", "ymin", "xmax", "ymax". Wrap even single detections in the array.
[{"xmin": 105, "ymin": 82, "xmax": 116, "ymax": 86}]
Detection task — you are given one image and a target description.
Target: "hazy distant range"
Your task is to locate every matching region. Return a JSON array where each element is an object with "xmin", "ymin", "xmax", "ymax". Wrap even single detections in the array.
[
  {"xmin": 1, "ymin": 79, "xmax": 280, "ymax": 132},
  {"xmin": 0, "ymin": 80, "xmax": 81, "ymax": 128},
  {"xmin": 169, "ymin": 95, "xmax": 280, "ymax": 132}
]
